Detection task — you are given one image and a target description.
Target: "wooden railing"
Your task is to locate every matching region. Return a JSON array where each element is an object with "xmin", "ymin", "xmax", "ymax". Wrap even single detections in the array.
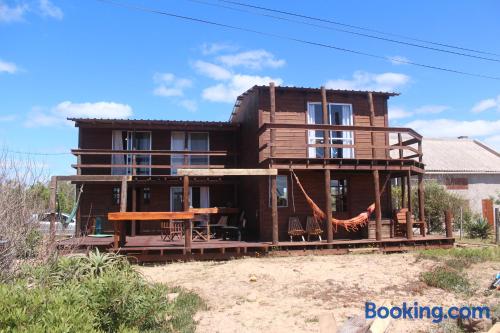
[
  {"xmin": 71, "ymin": 149, "xmax": 236, "ymax": 175},
  {"xmin": 258, "ymin": 122, "xmax": 423, "ymax": 163}
]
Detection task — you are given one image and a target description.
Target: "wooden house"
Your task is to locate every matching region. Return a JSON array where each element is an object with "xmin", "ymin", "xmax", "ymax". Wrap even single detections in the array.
[{"xmin": 53, "ymin": 84, "xmax": 453, "ymax": 260}]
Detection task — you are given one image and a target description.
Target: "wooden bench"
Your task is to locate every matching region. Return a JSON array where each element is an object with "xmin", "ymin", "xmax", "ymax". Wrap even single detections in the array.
[{"xmin": 392, "ymin": 208, "xmax": 426, "ymax": 237}]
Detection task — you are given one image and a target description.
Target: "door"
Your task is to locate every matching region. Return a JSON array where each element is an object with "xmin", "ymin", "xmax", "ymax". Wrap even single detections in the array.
[
  {"xmin": 307, "ymin": 103, "xmax": 324, "ymax": 158},
  {"xmin": 170, "ymin": 186, "xmax": 210, "ymax": 211},
  {"xmin": 482, "ymin": 199, "xmax": 494, "ymax": 226},
  {"xmin": 128, "ymin": 131, "xmax": 152, "ymax": 175},
  {"xmin": 328, "ymin": 104, "xmax": 354, "ymax": 158}
]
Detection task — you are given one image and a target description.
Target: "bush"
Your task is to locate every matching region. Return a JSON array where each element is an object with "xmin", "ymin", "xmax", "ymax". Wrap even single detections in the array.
[
  {"xmin": 1, "ymin": 251, "xmax": 204, "ymax": 332},
  {"xmin": 419, "ymin": 247, "xmax": 500, "ymax": 263},
  {"xmin": 463, "ymin": 216, "xmax": 491, "ymax": 239},
  {"xmin": 420, "ymin": 266, "xmax": 471, "ymax": 294}
]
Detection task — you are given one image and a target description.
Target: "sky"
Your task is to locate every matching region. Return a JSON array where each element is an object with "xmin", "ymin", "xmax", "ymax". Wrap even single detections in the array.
[{"xmin": 1, "ymin": 0, "xmax": 499, "ymax": 175}]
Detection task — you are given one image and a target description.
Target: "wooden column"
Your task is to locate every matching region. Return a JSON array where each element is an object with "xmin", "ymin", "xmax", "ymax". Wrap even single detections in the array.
[
  {"xmin": 269, "ymin": 82, "xmax": 276, "ymax": 159},
  {"xmin": 406, "ymin": 171, "xmax": 412, "ymax": 211},
  {"xmin": 48, "ymin": 176, "xmax": 58, "ymax": 246},
  {"xmin": 406, "ymin": 210, "xmax": 413, "ymax": 240},
  {"xmin": 445, "ymin": 210, "xmax": 453, "ymax": 238},
  {"xmin": 75, "ymin": 184, "xmax": 81, "ymax": 237},
  {"xmin": 321, "ymin": 86, "xmax": 330, "ymax": 159},
  {"xmin": 401, "ymin": 176, "xmax": 406, "ymax": 208},
  {"xmin": 372, "ymin": 170, "xmax": 382, "ymax": 241},
  {"xmin": 324, "ymin": 170, "xmax": 333, "ymax": 246},
  {"xmin": 368, "ymin": 92, "xmax": 377, "ymax": 158},
  {"xmin": 418, "ymin": 174, "xmax": 426, "ymax": 237},
  {"xmin": 397, "ymin": 133, "xmax": 403, "ymax": 159},
  {"xmin": 131, "ymin": 187, "xmax": 137, "ymax": 237},
  {"xmin": 183, "ymin": 175, "xmax": 192, "ymax": 252},
  {"xmin": 119, "ymin": 178, "xmax": 127, "ymax": 247},
  {"xmin": 271, "ymin": 175, "xmax": 278, "ymax": 245}
]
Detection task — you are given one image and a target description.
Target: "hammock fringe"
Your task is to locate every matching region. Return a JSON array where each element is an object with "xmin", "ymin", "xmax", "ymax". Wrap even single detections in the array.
[{"xmin": 291, "ymin": 171, "xmax": 375, "ymax": 232}]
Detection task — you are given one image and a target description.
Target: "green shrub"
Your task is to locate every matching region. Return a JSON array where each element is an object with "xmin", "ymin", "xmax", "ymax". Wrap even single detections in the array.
[
  {"xmin": 420, "ymin": 266, "xmax": 471, "ymax": 294},
  {"xmin": 419, "ymin": 247, "xmax": 500, "ymax": 263},
  {"xmin": 1, "ymin": 251, "xmax": 204, "ymax": 333},
  {"xmin": 464, "ymin": 217, "xmax": 491, "ymax": 239}
]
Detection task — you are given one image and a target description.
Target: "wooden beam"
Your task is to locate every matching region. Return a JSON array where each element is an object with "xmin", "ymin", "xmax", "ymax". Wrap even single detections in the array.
[
  {"xmin": 406, "ymin": 170, "xmax": 412, "ymax": 212},
  {"xmin": 119, "ymin": 178, "xmax": 127, "ymax": 247},
  {"xmin": 108, "ymin": 211, "xmax": 195, "ymax": 221},
  {"xmin": 418, "ymin": 174, "xmax": 426, "ymax": 237},
  {"xmin": 55, "ymin": 175, "xmax": 131, "ymax": 182},
  {"xmin": 183, "ymin": 175, "xmax": 192, "ymax": 252},
  {"xmin": 176, "ymin": 168, "xmax": 278, "ymax": 176},
  {"xmin": 397, "ymin": 133, "xmax": 404, "ymax": 159},
  {"xmin": 372, "ymin": 170, "xmax": 382, "ymax": 241},
  {"xmin": 271, "ymin": 175, "xmax": 278, "ymax": 245},
  {"xmin": 368, "ymin": 92, "xmax": 377, "ymax": 158},
  {"xmin": 188, "ymin": 207, "xmax": 240, "ymax": 214},
  {"xmin": 406, "ymin": 210, "xmax": 413, "ymax": 240},
  {"xmin": 48, "ymin": 176, "xmax": 58, "ymax": 246},
  {"xmin": 131, "ymin": 187, "xmax": 137, "ymax": 237},
  {"xmin": 321, "ymin": 86, "xmax": 331, "ymax": 159},
  {"xmin": 401, "ymin": 176, "xmax": 406, "ymax": 208},
  {"xmin": 270, "ymin": 82, "xmax": 276, "ymax": 159},
  {"xmin": 445, "ymin": 210, "xmax": 453, "ymax": 238},
  {"xmin": 324, "ymin": 169, "xmax": 333, "ymax": 245}
]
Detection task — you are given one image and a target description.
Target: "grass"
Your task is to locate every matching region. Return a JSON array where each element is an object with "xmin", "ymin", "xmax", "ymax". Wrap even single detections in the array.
[
  {"xmin": 167, "ymin": 287, "xmax": 207, "ymax": 333},
  {"xmin": 417, "ymin": 247, "xmax": 500, "ymax": 295}
]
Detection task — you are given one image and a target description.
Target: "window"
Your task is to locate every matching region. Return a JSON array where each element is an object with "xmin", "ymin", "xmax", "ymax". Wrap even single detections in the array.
[
  {"xmin": 445, "ymin": 178, "xmax": 468, "ymax": 190},
  {"xmin": 269, "ymin": 175, "xmax": 288, "ymax": 207},
  {"xmin": 330, "ymin": 179, "xmax": 347, "ymax": 212},
  {"xmin": 112, "ymin": 187, "xmax": 121, "ymax": 205},
  {"xmin": 143, "ymin": 187, "xmax": 151, "ymax": 204},
  {"xmin": 171, "ymin": 132, "xmax": 209, "ymax": 175},
  {"xmin": 170, "ymin": 186, "xmax": 210, "ymax": 211},
  {"xmin": 307, "ymin": 102, "xmax": 354, "ymax": 158},
  {"xmin": 111, "ymin": 130, "xmax": 152, "ymax": 175}
]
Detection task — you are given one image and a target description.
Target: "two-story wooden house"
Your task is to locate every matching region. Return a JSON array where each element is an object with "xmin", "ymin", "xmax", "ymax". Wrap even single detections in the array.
[{"xmin": 54, "ymin": 84, "xmax": 454, "ymax": 259}]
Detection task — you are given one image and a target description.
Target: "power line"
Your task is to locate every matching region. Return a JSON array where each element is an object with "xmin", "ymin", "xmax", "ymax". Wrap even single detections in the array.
[
  {"xmin": 187, "ymin": 0, "xmax": 500, "ymax": 63},
  {"xmin": 220, "ymin": 0, "xmax": 500, "ymax": 58},
  {"xmin": 4, "ymin": 149, "xmax": 71, "ymax": 156},
  {"xmin": 96, "ymin": 0, "xmax": 500, "ymax": 81}
]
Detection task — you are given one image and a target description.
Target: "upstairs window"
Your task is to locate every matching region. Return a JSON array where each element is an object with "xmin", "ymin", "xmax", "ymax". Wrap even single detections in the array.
[
  {"xmin": 171, "ymin": 132, "xmax": 209, "ymax": 175},
  {"xmin": 269, "ymin": 175, "xmax": 288, "ymax": 207}
]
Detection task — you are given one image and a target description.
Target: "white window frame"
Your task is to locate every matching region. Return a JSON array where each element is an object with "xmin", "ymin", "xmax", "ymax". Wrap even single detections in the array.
[
  {"xmin": 111, "ymin": 130, "xmax": 152, "ymax": 175},
  {"xmin": 171, "ymin": 131, "xmax": 210, "ymax": 175},
  {"xmin": 170, "ymin": 186, "xmax": 210, "ymax": 211}
]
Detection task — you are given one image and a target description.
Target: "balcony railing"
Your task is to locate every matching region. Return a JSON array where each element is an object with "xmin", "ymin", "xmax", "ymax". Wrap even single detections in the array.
[
  {"xmin": 258, "ymin": 122, "xmax": 422, "ymax": 163},
  {"xmin": 71, "ymin": 149, "xmax": 236, "ymax": 176}
]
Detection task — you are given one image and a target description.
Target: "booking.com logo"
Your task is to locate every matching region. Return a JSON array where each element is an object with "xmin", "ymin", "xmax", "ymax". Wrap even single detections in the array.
[{"xmin": 365, "ymin": 302, "xmax": 490, "ymax": 323}]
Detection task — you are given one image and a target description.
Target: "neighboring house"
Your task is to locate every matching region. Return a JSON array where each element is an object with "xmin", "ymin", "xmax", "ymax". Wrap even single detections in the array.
[
  {"xmin": 422, "ymin": 137, "xmax": 500, "ymax": 224},
  {"xmin": 63, "ymin": 84, "xmax": 436, "ymax": 247}
]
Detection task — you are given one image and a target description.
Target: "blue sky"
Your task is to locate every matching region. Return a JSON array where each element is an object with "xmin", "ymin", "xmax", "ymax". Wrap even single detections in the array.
[{"xmin": 1, "ymin": 0, "xmax": 499, "ymax": 175}]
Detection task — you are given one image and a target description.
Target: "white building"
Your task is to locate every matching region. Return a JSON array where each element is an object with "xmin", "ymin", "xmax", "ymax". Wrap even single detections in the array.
[{"xmin": 422, "ymin": 137, "xmax": 500, "ymax": 223}]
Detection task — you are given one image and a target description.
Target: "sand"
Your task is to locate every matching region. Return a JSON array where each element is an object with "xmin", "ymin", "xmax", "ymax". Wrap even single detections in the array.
[{"xmin": 139, "ymin": 253, "xmax": 499, "ymax": 333}]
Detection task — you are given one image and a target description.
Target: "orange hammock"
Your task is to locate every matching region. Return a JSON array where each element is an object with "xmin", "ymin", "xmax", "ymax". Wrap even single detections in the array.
[{"xmin": 291, "ymin": 171, "xmax": 386, "ymax": 232}]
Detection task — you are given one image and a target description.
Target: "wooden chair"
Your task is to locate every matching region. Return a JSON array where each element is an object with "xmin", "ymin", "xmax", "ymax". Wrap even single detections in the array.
[
  {"xmin": 160, "ymin": 220, "xmax": 183, "ymax": 241},
  {"xmin": 392, "ymin": 208, "xmax": 425, "ymax": 237},
  {"xmin": 288, "ymin": 216, "xmax": 305, "ymax": 242},
  {"xmin": 209, "ymin": 216, "xmax": 228, "ymax": 238},
  {"xmin": 306, "ymin": 216, "xmax": 323, "ymax": 241}
]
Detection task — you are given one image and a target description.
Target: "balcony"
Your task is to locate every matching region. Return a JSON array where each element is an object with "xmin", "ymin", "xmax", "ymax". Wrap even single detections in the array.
[
  {"xmin": 258, "ymin": 122, "xmax": 423, "ymax": 172},
  {"xmin": 71, "ymin": 149, "xmax": 237, "ymax": 176}
]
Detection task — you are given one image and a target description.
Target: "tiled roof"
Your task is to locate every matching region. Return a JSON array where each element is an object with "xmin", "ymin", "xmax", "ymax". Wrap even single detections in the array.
[{"xmin": 422, "ymin": 138, "xmax": 500, "ymax": 174}]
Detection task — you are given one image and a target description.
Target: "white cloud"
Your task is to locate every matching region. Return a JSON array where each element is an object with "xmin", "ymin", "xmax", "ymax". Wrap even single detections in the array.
[
  {"xmin": 388, "ymin": 55, "xmax": 410, "ymax": 65},
  {"xmin": 193, "ymin": 60, "xmax": 232, "ymax": 80},
  {"xmin": 24, "ymin": 101, "xmax": 133, "ymax": 127},
  {"xmin": 178, "ymin": 99, "xmax": 197, "ymax": 112},
  {"xmin": 483, "ymin": 135, "xmax": 500, "ymax": 151},
  {"xmin": 0, "ymin": 114, "xmax": 16, "ymax": 122},
  {"xmin": 404, "ymin": 118, "xmax": 500, "ymax": 138},
  {"xmin": 200, "ymin": 42, "xmax": 237, "ymax": 55},
  {"xmin": 153, "ymin": 72, "xmax": 192, "ymax": 97},
  {"xmin": 325, "ymin": 71, "xmax": 410, "ymax": 92},
  {"xmin": 0, "ymin": 1, "xmax": 28, "ymax": 23},
  {"xmin": 39, "ymin": 0, "xmax": 62, "ymax": 19},
  {"xmin": 471, "ymin": 95, "xmax": 500, "ymax": 113},
  {"xmin": 0, "ymin": 59, "xmax": 18, "ymax": 74},
  {"xmin": 414, "ymin": 105, "xmax": 450, "ymax": 114},
  {"xmin": 217, "ymin": 50, "xmax": 285, "ymax": 70},
  {"xmin": 389, "ymin": 107, "xmax": 413, "ymax": 120},
  {"xmin": 202, "ymin": 74, "xmax": 283, "ymax": 103}
]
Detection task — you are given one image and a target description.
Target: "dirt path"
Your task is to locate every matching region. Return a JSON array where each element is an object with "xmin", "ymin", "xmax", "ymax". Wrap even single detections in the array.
[{"xmin": 139, "ymin": 253, "xmax": 498, "ymax": 333}]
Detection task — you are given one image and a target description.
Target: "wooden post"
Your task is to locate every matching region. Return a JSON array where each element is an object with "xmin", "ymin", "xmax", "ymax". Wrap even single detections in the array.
[
  {"xmin": 417, "ymin": 174, "xmax": 426, "ymax": 237},
  {"xmin": 75, "ymin": 184, "xmax": 81, "ymax": 237},
  {"xmin": 445, "ymin": 210, "xmax": 453, "ymax": 238},
  {"xmin": 368, "ymin": 92, "xmax": 377, "ymax": 158},
  {"xmin": 48, "ymin": 176, "xmax": 58, "ymax": 246},
  {"xmin": 372, "ymin": 170, "xmax": 382, "ymax": 241},
  {"xmin": 401, "ymin": 175, "xmax": 406, "ymax": 209},
  {"xmin": 397, "ymin": 133, "xmax": 403, "ymax": 159},
  {"xmin": 183, "ymin": 175, "xmax": 192, "ymax": 252},
  {"xmin": 131, "ymin": 187, "xmax": 137, "ymax": 237},
  {"xmin": 321, "ymin": 86, "xmax": 330, "ymax": 159},
  {"xmin": 271, "ymin": 175, "xmax": 278, "ymax": 245},
  {"xmin": 119, "ymin": 178, "xmax": 127, "ymax": 247},
  {"xmin": 324, "ymin": 170, "xmax": 333, "ymax": 246},
  {"xmin": 269, "ymin": 82, "xmax": 276, "ymax": 159},
  {"xmin": 406, "ymin": 171, "xmax": 412, "ymax": 212},
  {"xmin": 406, "ymin": 210, "xmax": 414, "ymax": 240}
]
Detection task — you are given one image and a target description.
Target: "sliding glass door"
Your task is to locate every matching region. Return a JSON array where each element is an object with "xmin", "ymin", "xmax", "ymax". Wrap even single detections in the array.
[
  {"xmin": 171, "ymin": 132, "xmax": 209, "ymax": 175},
  {"xmin": 111, "ymin": 131, "xmax": 151, "ymax": 175}
]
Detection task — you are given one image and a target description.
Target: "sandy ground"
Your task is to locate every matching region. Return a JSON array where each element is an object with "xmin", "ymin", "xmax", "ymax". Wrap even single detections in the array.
[{"xmin": 139, "ymin": 253, "xmax": 499, "ymax": 333}]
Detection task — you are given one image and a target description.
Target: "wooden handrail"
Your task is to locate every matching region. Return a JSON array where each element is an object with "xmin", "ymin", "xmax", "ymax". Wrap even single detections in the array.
[
  {"xmin": 71, "ymin": 149, "xmax": 233, "ymax": 156},
  {"xmin": 71, "ymin": 164, "xmax": 225, "ymax": 169}
]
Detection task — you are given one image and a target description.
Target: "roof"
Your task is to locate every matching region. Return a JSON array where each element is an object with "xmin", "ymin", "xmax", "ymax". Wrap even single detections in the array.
[
  {"xmin": 251, "ymin": 85, "xmax": 400, "ymax": 97},
  {"xmin": 422, "ymin": 138, "xmax": 500, "ymax": 174},
  {"xmin": 68, "ymin": 118, "xmax": 239, "ymax": 129}
]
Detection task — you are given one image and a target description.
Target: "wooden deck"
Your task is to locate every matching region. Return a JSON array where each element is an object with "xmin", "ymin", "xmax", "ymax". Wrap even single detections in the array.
[{"xmin": 57, "ymin": 234, "xmax": 454, "ymax": 262}]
